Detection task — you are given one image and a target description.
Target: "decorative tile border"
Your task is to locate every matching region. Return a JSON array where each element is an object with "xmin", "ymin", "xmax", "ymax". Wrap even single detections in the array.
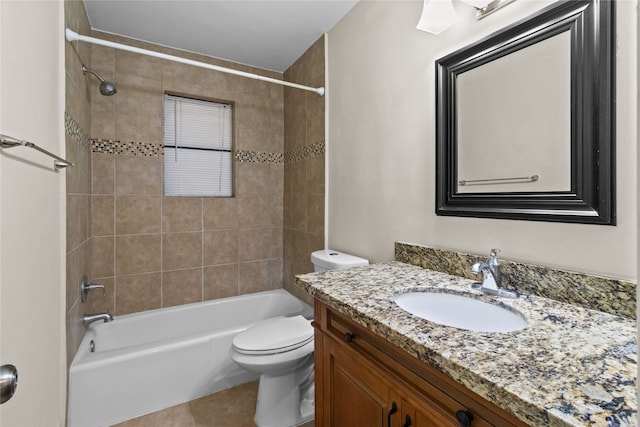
[
  {"xmin": 64, "ymin": 112, "xmax": 90, "ymax": 147},
  {"xmin": 395, "ymin": 242, "xmax": 636, "ymax": 319},
  {"xmin": 91, "ymin": 139, "xmax": 163, "ymax": 156},
  {"xmin": 284, "ymin": 140, "xmax": 325, "ymax": 163},
  {"xmin": 235, "ymin": 150, "xmax": 284, "ymax": 164},
  {"xmin": 89, "ymin": 137, "xmax": 325, "ymax": 164}
]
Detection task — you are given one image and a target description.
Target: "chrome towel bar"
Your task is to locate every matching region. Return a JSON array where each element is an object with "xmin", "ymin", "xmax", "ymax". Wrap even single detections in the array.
[
  {"xmin": 0, "ymin": 134, "xmax": 73, "ymax": 170},
  {"xmin": 458, "ymin": 174, "xmax": 538, "ymax": 186}
]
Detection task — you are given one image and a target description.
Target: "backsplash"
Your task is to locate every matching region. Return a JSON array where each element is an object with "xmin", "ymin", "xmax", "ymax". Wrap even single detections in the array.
[{"xmin": 395, "ymin": 242, "xmax": 636, "ymax": 319}]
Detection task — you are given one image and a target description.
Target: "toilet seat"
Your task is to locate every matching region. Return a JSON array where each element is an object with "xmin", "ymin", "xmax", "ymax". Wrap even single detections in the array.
[{"xmin": 232, "ymin": 315, "xmax": 313, "ymax": 355}]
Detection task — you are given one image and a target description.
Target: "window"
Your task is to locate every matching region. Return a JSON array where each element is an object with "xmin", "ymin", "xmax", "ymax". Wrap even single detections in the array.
[{"xmin": 164, "ymin": 94, "xmax": 233, "ymax": 197}]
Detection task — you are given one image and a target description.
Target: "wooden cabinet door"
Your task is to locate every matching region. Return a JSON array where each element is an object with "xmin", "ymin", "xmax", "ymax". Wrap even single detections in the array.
[
  {"xmin": 315, "ymin": 302, "xmax": 527, "ymax": 427},
  {"xmin": 321, "ymin": 338, "xmax": 397, "ymax": 427}
]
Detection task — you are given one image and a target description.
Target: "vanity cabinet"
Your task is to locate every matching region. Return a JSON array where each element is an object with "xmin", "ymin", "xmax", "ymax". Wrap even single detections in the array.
[{"xmin": 313, "ymin": 300, "xmax": 527, "ymax": 427}]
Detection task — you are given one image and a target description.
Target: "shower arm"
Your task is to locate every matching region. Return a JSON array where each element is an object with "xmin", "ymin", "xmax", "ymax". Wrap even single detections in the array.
[
  {"xmin": 82, "ymin": 65, "xmax": 106, "ymax": 83},
  {"xmin": 65, "ymin": 28, "xmax": 325, "ymax": 96}
]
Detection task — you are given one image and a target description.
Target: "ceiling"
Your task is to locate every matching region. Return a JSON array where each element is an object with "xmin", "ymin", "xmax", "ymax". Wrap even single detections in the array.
[{"xmin": 83, "ymin": 0, "xmax": 359, "ymax": 72}]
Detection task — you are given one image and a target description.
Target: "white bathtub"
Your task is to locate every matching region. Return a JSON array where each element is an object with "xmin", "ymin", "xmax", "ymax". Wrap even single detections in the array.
[{"xmin": 68, "ymin": 289, "xmax": 312, "ymax": 427}]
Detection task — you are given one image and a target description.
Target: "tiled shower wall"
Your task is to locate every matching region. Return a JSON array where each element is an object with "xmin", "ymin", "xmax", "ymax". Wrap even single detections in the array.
[
  {"xmin": 283, "ymin": 38, "xmax": 326, "ymax": 302},
  {"xmin": 64, "ymin": 2, "xmax": 326, "ymax": 360},
  {"xmin": 65, "ymin": 0, "xmax": 93, "ymax": 366},
  {"xmin": 87, "ymin": 32, "xmax": 286, "ymax": 316}
]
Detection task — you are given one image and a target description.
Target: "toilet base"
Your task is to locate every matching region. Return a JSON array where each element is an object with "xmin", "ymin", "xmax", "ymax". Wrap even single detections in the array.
[{"xmin": 253, "ymin": 356, "xmax": 314, "ymax": 427}]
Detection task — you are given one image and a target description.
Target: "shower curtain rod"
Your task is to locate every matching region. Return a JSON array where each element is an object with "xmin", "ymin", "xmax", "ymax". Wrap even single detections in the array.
[{"xmin": 65, "ymin": 28, "xmax": 325, "ymax": 96}]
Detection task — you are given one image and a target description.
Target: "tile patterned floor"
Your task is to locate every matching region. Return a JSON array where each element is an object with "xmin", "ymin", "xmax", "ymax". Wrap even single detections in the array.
[{"xmin": 112, "ymin": 382, "xmax": 314, "ymax": 427}]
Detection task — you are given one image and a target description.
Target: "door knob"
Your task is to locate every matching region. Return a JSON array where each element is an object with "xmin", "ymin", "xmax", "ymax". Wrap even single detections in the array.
[{"xmin": 0, "ymin": 364, "xmax": 18, "ymax": 404}]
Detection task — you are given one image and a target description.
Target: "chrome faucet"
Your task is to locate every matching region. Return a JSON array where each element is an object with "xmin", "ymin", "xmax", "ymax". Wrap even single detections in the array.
[
  {"xmin": 82, "ymin": 312, "xmax": 113, "ymax": 328},
  {"xmin": 471, "ymin": 248, "xmax": 518, "ymax": 298}
]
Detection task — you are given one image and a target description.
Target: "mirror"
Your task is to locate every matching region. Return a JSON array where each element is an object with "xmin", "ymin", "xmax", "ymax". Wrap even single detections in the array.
[{"xmin": 435, "ymin": 0, "xmax": 615, "ymax": 224}]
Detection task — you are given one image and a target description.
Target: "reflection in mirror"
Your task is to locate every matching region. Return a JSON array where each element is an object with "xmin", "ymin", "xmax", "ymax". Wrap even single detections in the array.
[
  {"xmin": 457, "ymin": 30, "xmax": 571, "ymax": 193},
  {"xmin": 435, "ymin": 0, "xmax": 615, "ymax": 224}
]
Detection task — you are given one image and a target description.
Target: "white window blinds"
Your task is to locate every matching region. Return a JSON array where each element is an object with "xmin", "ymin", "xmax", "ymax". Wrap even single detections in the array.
[{"xmin": 164, "ymin": 94, "xmax": 233, "ymax": 197}]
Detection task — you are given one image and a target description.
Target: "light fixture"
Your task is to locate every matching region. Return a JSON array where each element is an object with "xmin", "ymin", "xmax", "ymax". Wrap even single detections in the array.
[
  {"xmin": 416, "ymin": 0, "xmax": 516, "ymax": 34},
  {"xmin": 416, "ymin": 0, "xmax": 458, "ymax": 35}
]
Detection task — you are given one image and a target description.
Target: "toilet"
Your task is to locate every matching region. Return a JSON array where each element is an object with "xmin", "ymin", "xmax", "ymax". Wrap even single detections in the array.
[{"xmin": 229, "ymin": 249, "xmax": 368, "ymax": 427}]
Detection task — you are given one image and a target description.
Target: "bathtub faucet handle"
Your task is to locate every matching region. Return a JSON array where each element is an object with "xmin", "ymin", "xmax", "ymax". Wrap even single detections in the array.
[{"xmin": 80, "ymin": 275, "xmax": 105, "ymax": 303}]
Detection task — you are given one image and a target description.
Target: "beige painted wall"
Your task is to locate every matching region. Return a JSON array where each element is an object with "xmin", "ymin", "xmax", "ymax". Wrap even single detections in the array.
[
  {"xmin": 327, "ymin": 0, "xmax": 638, "ymax": 281},
  {"xmin": 0, "ymin": 1, "xmax": 66, "ymax": 425}
]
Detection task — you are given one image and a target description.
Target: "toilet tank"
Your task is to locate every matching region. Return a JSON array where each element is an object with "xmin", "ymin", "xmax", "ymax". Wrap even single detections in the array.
[{"xmin": 311, "ymin": 249, "xmax": 369, "ymax": 272}]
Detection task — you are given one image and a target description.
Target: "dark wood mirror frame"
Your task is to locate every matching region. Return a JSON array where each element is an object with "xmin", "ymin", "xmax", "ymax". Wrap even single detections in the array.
[{"xmin": 435, "ymin": 0, "xmax": 615, "ymax": 224}]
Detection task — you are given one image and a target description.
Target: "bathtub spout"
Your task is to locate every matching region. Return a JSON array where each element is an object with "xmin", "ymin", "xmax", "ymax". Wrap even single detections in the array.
[{"xmin": 83, "ymin": 312, "xmax": 113, "ymax": 328}]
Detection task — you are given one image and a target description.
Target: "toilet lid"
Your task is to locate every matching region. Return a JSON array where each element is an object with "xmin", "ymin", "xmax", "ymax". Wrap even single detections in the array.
[{"xmin": 232, "ymin": 315, "xmax": 313, "ymax": 355}]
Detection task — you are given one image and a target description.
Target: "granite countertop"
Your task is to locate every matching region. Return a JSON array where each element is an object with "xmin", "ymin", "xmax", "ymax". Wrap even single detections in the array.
[{"xmin": 295, "ymin": 262, "xmax": 637, "ymax": 427}]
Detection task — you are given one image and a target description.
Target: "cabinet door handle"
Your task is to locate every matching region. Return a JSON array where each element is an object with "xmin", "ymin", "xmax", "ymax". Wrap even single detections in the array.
[
  {"xmin": 344, "ymin": 331, "xmax": 355, "ymax": 343},
  {"xmin": 456, "ymin": 410, "xmax": 474, "ymax": 427},
  {"xmin": 402, "ymin": 414, "xmax": 412, "ymax": 427},
  {"xmin": 387, "ymin": 401, "xmax": 397, "ymax": 427}
]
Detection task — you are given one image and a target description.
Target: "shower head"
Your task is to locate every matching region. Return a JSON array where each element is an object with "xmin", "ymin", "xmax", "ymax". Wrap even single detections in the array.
[{"xmin": 81, "ymin": 64, "xmax": 117, "ymax": 96}]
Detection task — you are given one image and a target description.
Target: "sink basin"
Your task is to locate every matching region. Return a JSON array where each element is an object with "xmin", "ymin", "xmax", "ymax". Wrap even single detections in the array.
[{"xmin": 394, "ymin": 292, "xmax": 527, "ymax": 333}]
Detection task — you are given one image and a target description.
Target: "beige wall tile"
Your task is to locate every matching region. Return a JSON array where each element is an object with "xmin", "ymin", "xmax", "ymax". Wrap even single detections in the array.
[
  {"xmin": 90, "ymin": 44, "xmax": 115, "ymax": 75},
  {"xmin": 269, "ymin": 164, "xmax": 284, "ymax": 197},
  {"xmin": 163, "ymin": 268, "xmax": 202, "ymax": 307},
  {"xmin": 115, "ymin": 155, "xmax": 162, "ymax": 195},
  {"xmin": 163, "ymin": 232, "xmax": 203, "ymax": 271},
  {"xmin": 66, "ymin": 135, "xmax": 81, "ymax": 194},
  {"xmin": 291, "ymin": 230, "xmax": 309, "ymax": 276},
  {"xmin": 114, "ymin": 74, "xmax": 163, "ymax": 142},
  {"xmin": 203, "ymin": 264, "xmax": 238, "ymax": 300},
  {"xmin": 67, "ymin": 194, "xmax": 81, "ymax": 252},
  {"xmin": 203, "ymin": 198, "xmax": 238, "ymax": 230},
  {"xmin": 291, "ymin": 161, "xmax": 306, "ymax": 194},
  {"xmin": 116, "ymin": 272, "xmax": 161, "ymax": 315},
  {"xmin": 237, "ymin": 127, "xmax": 281, "ymax": 153},
  {"xmin": 66, "ymin": 300, "xmax": 84, "ymax": 368},
  {"xmin": 66, "ymin": 247, "xmax": 80, "ymax": 313},
  {"xmin": 203, "ymin": 230, "xmax": 238, "ymax": 266},
  {"xmin": 92, "ymin": 236, "xmax": 115, "ymax": 278},
  {"xmin": 163, "ymin": 197, "xmax": 202, "ymax": 232},
  {"xmin": 270, "ymin": 227, "xmax": 283, "ymax": 259},
  {"xmin": 92, "ymin": 195, "xmax": 114, "ymax": 236},
  {"xmin": 283, "ymin": 191, "xmax": 291, "ymax": 228},
  {"xmin": 116, "ymin": 234, "xmax": 161, "ymax": 275},
  {"xmin": 270, "ymin": 196, "xmax": 283, "ymax": 227},
  {"xmin": 116, "ymin": 50, "xmax": 163, "ymax": 81},
  {"xmin": 67, "ymin": 194, "xmax": 90, "ymax": 252},
  {"xmin": 77, "ymin": 143, "xmax": 92, "ymax": 195},
  {"xmin": 115, "ymin": 195, "xmax": 161, "ymax": 234},
  {"xmin": 238, "ymin": 260, "xmax": 272, "ymax": 295},
  {"xmin": 284, "ymin": 88, "xmax": 305, "ymax": 130},
  {"xmin": 307, "ymin": 156, "xmax": 325, "ymax": 195},
  {"xmin": 162, "ymin": 61, "xmax": 204, "ymax": 96},
  {"xmin": 92, "ymin": 153, "xmax": 115, "ymax": 195},
  {"xmin": 290, "ymin": 193, "xmax": 306, "ymax": 231},
  {"xmin": 307, "ymin": 194, "xmax": 324, "ymax": 236},
  {"xmin": 283, "ymin": 228, "xmax": 294, "ymax": 263},
  {"xmin": 269, "ymin": 258, "xmax": 283, "ymax": 289},
  {"xmin": 238, "ymin": 228, "xmax": 273, "ymax": 262},
  {"xmin": 91, "ymin": 86, "xmax": 116, "ymax": 140},
  {"xmin": 236, "ymin": 163, "xmax": 270, "ymax": 196},
  {"xmin": 238, "ymin": 196, "xmax": 271, "ymax": 227},
  {"xmin": 307, "ymin": 110, "xmax": 325, "ymax": 146}
]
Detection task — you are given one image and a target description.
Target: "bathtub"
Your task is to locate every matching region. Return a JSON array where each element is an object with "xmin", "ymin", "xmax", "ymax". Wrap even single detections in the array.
[{"xmin": 68, "ymin": 289, "xmax": 313, "ymax": 427}]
